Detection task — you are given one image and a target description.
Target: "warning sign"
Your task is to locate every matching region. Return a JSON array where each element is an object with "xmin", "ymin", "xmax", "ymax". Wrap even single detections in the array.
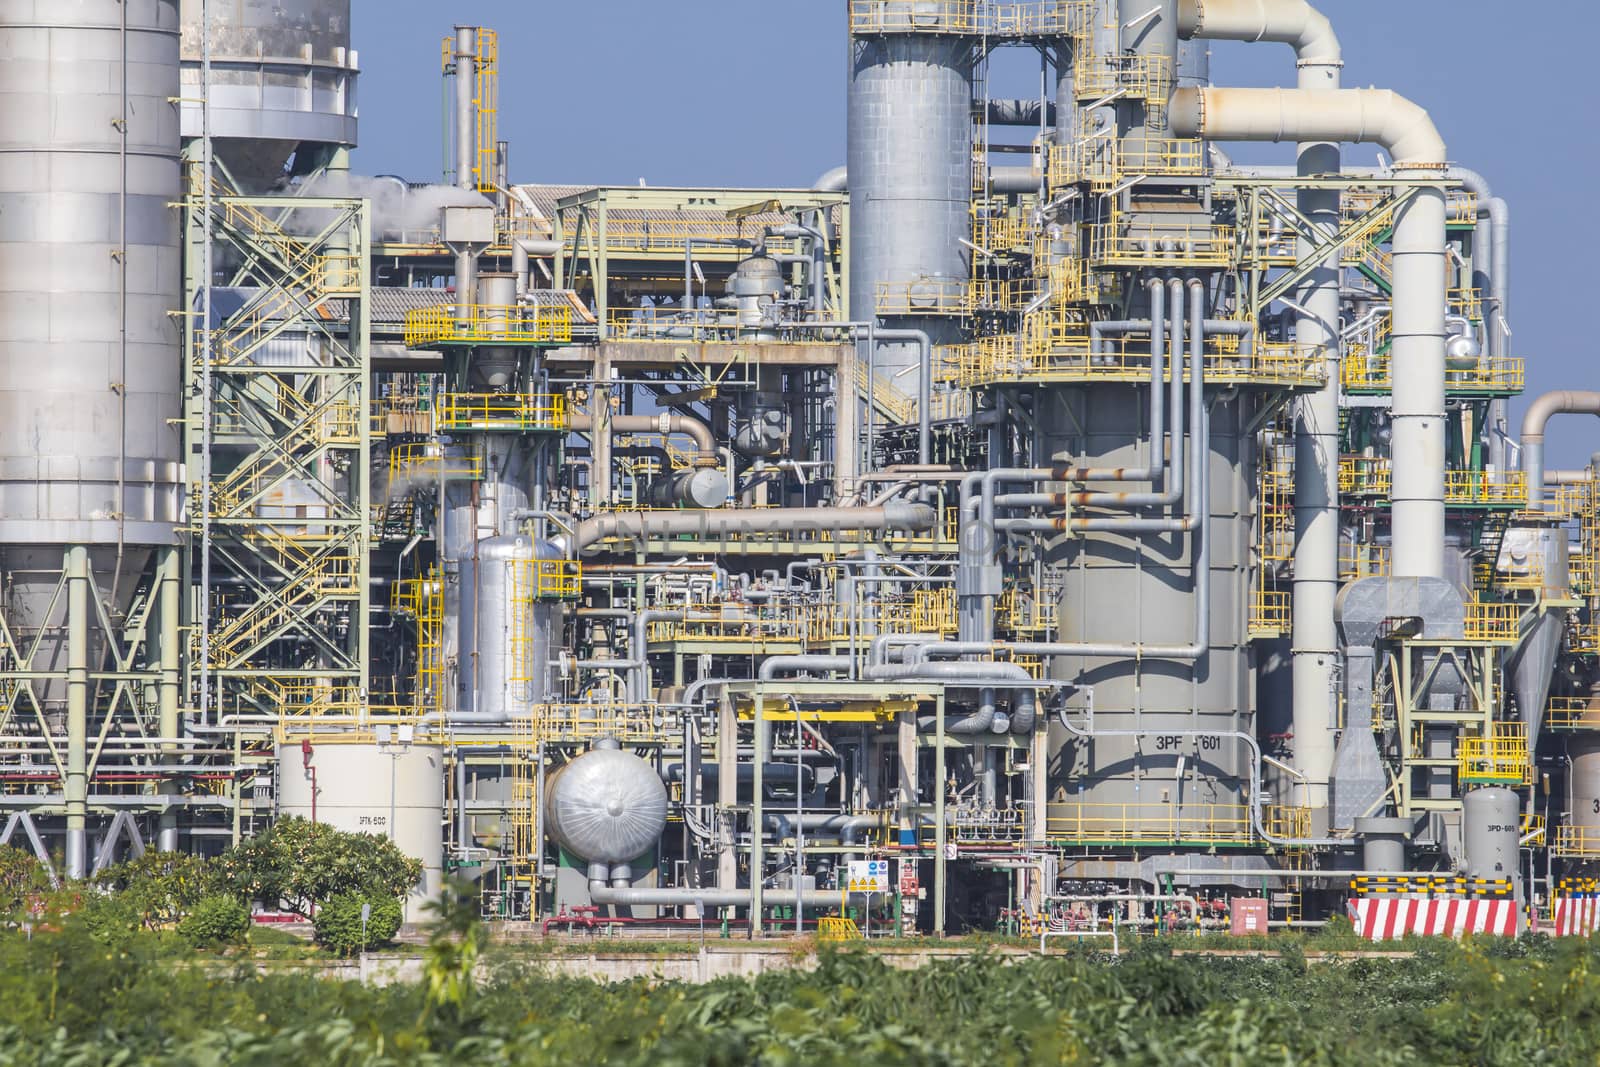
[{"xmin": 845, "ymin": 859, "xmax": 890, "ymax": 893}]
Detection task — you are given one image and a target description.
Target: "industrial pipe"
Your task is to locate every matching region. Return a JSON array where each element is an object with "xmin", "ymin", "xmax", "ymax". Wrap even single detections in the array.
[
  {"xmin": 562, "ymin": 501, "xmax": 937, "ymax": 554},
  {"xmin": 875, "ymin": 328, "xmax": 933, "ymax": 464},
  {"xmin": 1521, "ymin": 391, "xmax": 1600, "ymax": 511},
  {"xmin": 1177, "ymin": 0, "xmax": 1341, "ymax": 69},
  {"xmin": 1172, "ymin": 85, "xmax": 1447, "ymax": 579},
  {"xmin": 511, "ymin": 238, "xmax": 562, "ymax": 296},
  {"xmin": 566, "ymin": 412, "xmax": 718, "ymax": 467}
]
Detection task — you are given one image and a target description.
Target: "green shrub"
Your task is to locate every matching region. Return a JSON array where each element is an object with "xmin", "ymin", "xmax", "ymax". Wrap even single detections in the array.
[
  {"xmin": 177, "ymin": 893, "xmax": 251, "ymax": 948},
  {"xmin": 96, "ymin": 850, "xmax": 210, "ymax": 929},
  {"xmin": 0, "ymin": 846, "xmax": 51, "ymax": 920},
  {"xmin": 73, "ymin": 893, "xmax": 144, "ymax": 947},
  {"xmin": 313, "ymin": 893, "xmax": 403, "ymax": 955}
]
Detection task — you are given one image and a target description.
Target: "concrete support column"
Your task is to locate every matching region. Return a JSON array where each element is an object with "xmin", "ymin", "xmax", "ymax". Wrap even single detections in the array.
[{"xmin": 157, "ymin": 546, "xmax": 182, "ymax": 852}]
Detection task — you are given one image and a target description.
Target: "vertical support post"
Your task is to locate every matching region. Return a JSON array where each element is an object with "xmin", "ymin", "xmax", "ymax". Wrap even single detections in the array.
[
  {"xmin": 157, "ymin": 546, "xmax": 182, "ymax": 851},
  {"xmin": 897, "ymin": 708, "xmax": 916, "ymax": 843},
  {"xmin": 752, "ymin": 689, "xmax": 765, "ymax": 937},
  {"xmin": 834, "ymin": 345, "xmax": 859, "ymax": 501},
  {"xmin": 590, "ymin": 350, "xmax": 613, "ymax": 507},
  {"xmin": 1030, "ymin": 724, "xmax": 1048, "ymax": 843},
  {"xmin": 717, "ymin": 691, "xmax": 737, "ymax": 891},
  {"xmin": 353, "ymin": 197, "xmax": 373, "ymax": 714},
  {"xmin": 934, "ymin": 688, "xmax": 946, "ymax": 938},
  {"xmin": 65, "ymin": 546, "xmax": 90, "ymax": 879}
]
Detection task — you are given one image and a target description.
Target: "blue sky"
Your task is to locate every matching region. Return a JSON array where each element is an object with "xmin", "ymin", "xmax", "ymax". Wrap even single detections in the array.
[{"xmin": 352, "ymin": 1, "xmax": 1597, "ymax": 467}]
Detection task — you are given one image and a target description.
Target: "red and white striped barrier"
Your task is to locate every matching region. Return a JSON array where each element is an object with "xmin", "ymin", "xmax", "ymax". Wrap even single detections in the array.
[
  {"xmin": 1553, "ymin": 895, "xmax": 1600, "ymax": 937},
  {"xmin": 1347, "ymin": 896, "xmax": 1518, "ymax": 941}
]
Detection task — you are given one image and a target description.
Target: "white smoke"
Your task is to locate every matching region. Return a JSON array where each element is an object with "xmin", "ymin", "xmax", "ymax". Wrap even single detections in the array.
[{"xmin": 286, "ymin": 173, "xmax": 494, "ymax": 242}]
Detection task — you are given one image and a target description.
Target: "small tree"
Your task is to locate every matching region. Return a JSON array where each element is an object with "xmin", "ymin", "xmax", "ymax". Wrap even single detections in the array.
[
  {"xmin": 420, "ymin": 878, "xmax": 487, "ymax": 1020},
  {"xmin": 214, "ymin": 817, "xmax": 422, "ymax": 916}
]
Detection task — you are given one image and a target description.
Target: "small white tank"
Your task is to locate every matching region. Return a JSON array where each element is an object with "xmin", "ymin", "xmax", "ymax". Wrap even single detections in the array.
[{"xmin": 277, "ymin": 742, "xmax": 445, "ymax": 905}]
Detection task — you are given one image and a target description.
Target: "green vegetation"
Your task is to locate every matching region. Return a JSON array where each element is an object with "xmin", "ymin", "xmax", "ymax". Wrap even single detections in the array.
[
  {"xmin": 0, "ymin": 915, "xmax": 1597, "ymax": 1065},
  {"xmin": 314, "ymin": 894, "xmax": 404, "ymax": 956}
]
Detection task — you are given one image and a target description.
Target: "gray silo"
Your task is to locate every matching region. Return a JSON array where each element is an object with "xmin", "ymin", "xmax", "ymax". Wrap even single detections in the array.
[
  {"xmin": 179, "ymin": 0, "xmax": 359, "ymax": 187},
  {"xmin": 0, "ymin": 0, "xmax": 185, "ymax": 876},
  {"xmin": 847, "ymin": 15, "xmax": 974, "ymax": 380}
]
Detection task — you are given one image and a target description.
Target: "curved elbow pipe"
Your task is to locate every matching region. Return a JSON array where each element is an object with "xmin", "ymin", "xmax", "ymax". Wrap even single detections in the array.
[
  {"xmin": 759, "ymin": 655, "xmax": 854, "ymax": 681},
  {"xmin": 1178, "ymin": 0, "xmax": 1341, "ymax": 67},
  {"xmin": 1521, "ymin": 391, "xmax": 1600, "ymax": 510},
  {"xmin": 1170, "ymin": 87, "xmax": 1445, "ymax": 166},
  {"xmin": 812, "ymin": 165, "xmax": 848, "ymax": 192}
]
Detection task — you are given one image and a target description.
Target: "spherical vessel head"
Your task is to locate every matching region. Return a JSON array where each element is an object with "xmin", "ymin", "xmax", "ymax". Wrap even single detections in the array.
[{"xmin": 545, "ymin": 748, "xmax": 668, "ymax": 864}]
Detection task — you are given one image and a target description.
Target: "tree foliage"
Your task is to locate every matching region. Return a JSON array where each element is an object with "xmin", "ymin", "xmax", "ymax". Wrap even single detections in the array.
[
  {"xmin": 0, "ymin": 846, "xmax": 51, "ymax": 919},
  {"xmin": 211, "ymin": 817, "xmax": 422, "ymax": 915},
  {"xmin": 95, "ymin": 850, "xmax": 210, "ymax": 928},
  {"xmin": 177, "ymin": 894, "xmax": 252, "ymax": 948}
]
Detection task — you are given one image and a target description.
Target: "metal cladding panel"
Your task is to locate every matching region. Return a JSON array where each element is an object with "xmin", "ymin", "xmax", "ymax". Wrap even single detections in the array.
[
  {"xmin": 1045, "ymin": 387, "xmax": 1256, "ymax": 811},
  {"xmin": 179, "ymin": 0, "xmax": 358, "ymax": 179},
  {"xmin": 847, "ymin": 33, "xmax": 973, "ymax": 374},
  {"xmin": 0, "ymin": 0, "xmax": 183, "ymax": 550},
  {"xmin": 277, "ymin": 743, "xmax": 446, "ymax": 902}
]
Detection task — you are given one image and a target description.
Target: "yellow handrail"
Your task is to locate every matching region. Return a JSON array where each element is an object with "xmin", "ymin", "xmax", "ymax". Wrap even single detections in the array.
[{"xmin": 404, "ymin": 304, "xmax": 573, "ymax": 347}]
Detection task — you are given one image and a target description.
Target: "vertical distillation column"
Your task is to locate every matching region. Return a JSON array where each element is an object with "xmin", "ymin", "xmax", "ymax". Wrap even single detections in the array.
[
  {"xmin": 846, "ymin": 17, "xmax": 975, "ymax": 387},
  {"xmin": 1046, "ymin": 1, "xmax": 1255, "ymax": 830},
  {"xmin": 0, "ymin": 0, "xmax": 185, "ymax": 875}
]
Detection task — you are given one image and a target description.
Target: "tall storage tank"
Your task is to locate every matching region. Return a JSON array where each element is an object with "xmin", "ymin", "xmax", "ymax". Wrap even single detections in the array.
[
  {"xmin": 1462, "ymin": 786, "xmax": 1520, "ymax": 883},
  {"xmin": 0, "ymin": 0, "xmax": 185, "ymax": 714},
  {"xmin": 277, "ymin": 742, "xmax": 445, "ymax": 905},
  {"xmin": 179, "ymin": 0, "xmax": 358, "ymax": 187},
  {"xmin": 1045, "ymin": 391, "xmax": 1258, "ymax": 833},
  {"xmin": 847, "ymin": 15, "xmax": 974, "ymax": 380}
]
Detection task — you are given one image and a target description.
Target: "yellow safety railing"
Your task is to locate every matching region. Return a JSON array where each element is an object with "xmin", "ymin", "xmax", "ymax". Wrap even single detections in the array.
[
  {"xmin": 1552, "ymin": 825, "xmax": 1600, "ymax": 858},
  {"xmin": 647, "ymin": 611, "xmax": 811, "ymax": 646},
  {"xmin": 1085, "ymin": 221, "xmax": 1235, "ymax": 268},
  {"xmin": 1047, "ymin": 803, "xmax": 1254, "ymax": 845},
  {"xmin": 1458, "ymin": 723, "xmax": 1530, "ymax": 784},
  {"xmin": 1263, "ymin": 805, "xmax": 1313, "ymax": 843},
  {"xmin": 1050, "ymin": 137, "xmax": 1205, "ymax": 188},
  {"xmin": 1464, "ymin": 601, "xmax": 1521, "ymax": 643},
  {"xmin": 1340, "ymin": 545, "xmax": 1391, "ymax": 581},
  {"xmin": 1546, "ymin": 696, "xmax": 1600, "ymax": 731},
  {"xmin": 435, "ymin": 391, "xmax": 568, "ymax": 433},
  {"xmin": 404, "ymin": 304, "xmax": 573, "ymax": 347},
  {"xmin": 1572, "ymin": 622, "xmax": 1600, "ymax": 656},
  {"xmin": 1445, "ymin": 470, "xmax": 1528, "ymax": 507},
  {"xmin": 1448, "ymin": 286, "xmax": 1483, "ymax": 322},
  {"xmin": 387, "ymin": 442, "xmax": 483, "ymax": 485},
  {"xmin": 521, "ymin": 558, "xmax": 582, "ymax": 600},
  {"xmin": 875, "ymin": 278, "xmax": 969, "ymax": 316},
  {"xmin": 973, "ymin": 210, "xmax": 1037, "ymax": 253},
  {"xmin": 818, "ymin": 917, "xmax": 863, "ymax": 941},
  {"xmin": 527, "ymin": 704, "xmax": 671, "ymax": 744},
  {"xmin": 949, "ymin": 324, "xmax": 1322, "ymax": 389},
  {"xmin": 1342, "ymin": 355, "xmax": 1524, "ymax": 394},
  {"xmin": 1073, "ymin": 52, "xmax": 1171, "ymax": 103},
  {"xmin": 1522, "ymin": 813, "xmax": 1546, "ymax": 846},
  {"xmin": 1250, "ymin": 589, "xmax": 1291, "ymax": 638},
  {"xmin": 849, "ymin": 0, "xmax": 1091, "ymax": 37},
  {"xmin": 1000, "ymin": 585, "xmax": 1055, "ymax": 634}
]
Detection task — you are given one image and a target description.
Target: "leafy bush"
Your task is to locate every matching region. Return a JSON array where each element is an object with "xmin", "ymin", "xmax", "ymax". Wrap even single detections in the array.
[
  {"xmin": 177, "ymin": 893, "xmax": 251, "ymax": 948},
  {"xmin": 213, "ymin": 817, "xmax": 422, "ymax": 915},
  {"xmin": 313, "ymin": 893, "xmax": 403, "ymax": 955},
  {"xmin": 0, "ymin": 846, "xmax": 51, "ymax": 920},
  {"xmin": 96, "ymin": 850, "xmax": 210, "ymax": 929}
]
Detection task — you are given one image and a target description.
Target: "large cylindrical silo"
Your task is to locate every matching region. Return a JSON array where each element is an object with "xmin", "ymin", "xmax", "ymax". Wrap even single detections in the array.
[
  {"xmin": 1568, "ymin": 736, "xmax": 1600, "ymax": 838},
  {"xmin": 0, "ymin": 0, "xmax": 185, "ymax": 733},
  {"xmin": 179, "ymin": 0, "xmax": 359, "ymax": 188},
  {"xmin": 277, "ymin": 742, "xmax": 445, "ymax": 904},
  {"xmin": 847, "ymin": 22, "xmax": 974, "ymax": 379},
  {"xmin": 1045, "ymin": 390, "xmax": 1258, "ymax": 832}
]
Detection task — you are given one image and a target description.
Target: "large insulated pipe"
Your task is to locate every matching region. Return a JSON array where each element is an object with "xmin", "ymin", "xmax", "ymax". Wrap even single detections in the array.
[
  {"xmin": 1521, "ymin": 392, "xmax": 1600, "ymax": 511},
  {"xmin": 1171, "ymin": 86, "xmax": 1448, "ymax": 579},
  {"xmin": 566, "ymin": 412, "xmax": 719, "ymax": 468},
  {"xmin": 1180, "ymin": 0, "xmax": 1343, "ymax": 823},
  {"xmin": 563, "ymin": 501, "xmax": 936, "ymax": 554}
]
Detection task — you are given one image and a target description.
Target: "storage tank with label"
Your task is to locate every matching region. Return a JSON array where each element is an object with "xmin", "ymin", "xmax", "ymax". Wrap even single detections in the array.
[
  {"xmin": 1462, "ymin": 786, "xmax": 1521, "ymax": 883},
  {"xmin": 277, "ymin": 741, "xmax": 445, "ymax": 904}
]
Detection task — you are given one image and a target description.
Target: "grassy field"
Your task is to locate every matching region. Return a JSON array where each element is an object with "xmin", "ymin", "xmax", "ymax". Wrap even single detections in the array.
[{"xmin": 1, "ymin": 923, "xmax": 1596, "ymax": 1065}]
